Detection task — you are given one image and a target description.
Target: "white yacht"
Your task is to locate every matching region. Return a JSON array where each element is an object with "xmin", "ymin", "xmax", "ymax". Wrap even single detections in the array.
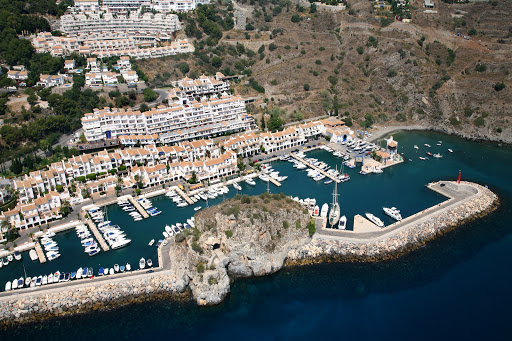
[
  {"xmin": 328, "ymin": 177, "xmax": 341, "ymax": 226},
  {"xmin": 339, "ymin": 216, "xmax": 347, "ymax": 230},
  {"xmin": 233, "ymin": 182, "xmax": 242, "ymax": 191},
  {"xmin": 139, "ymin": 258, "xmax": 146, "ymax": 270},
  {"xmin": 258, "ymin": 174, "xmax": 269, "ymax": 182},
  {"xmin": 365, "ymin": 213, "xmax": 384, "ymax": 227},
  {"xmin": 148, "ymin": 239, "xmax": 155, "ymax": 246},
  {"xmin": 320, "ymin": 203, "xmax": 329, "ymax": 218},
  {"xmin": 383, "ymin": 207, "xmax": 402, "ymax": 221},
  {"xmin": 147, "ymin": 259, "xmax": 153, "ymax": 267},
  {"xmin": 245, "ymin": 178, "xmax": 256, "ymax": 186},
  {"xmin": 29, "ymin": 249, "xmax": 38, "ymax": 261}
]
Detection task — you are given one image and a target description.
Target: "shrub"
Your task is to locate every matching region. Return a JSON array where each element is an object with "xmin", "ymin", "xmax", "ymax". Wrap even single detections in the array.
[
  {"xmin": 291, "ymin": 14, "xmax": 301, "ymax": 23},
  {"xmin": 475, "ymin": 63, "xmax": 487, "ymax": 72},
  {"xmin": 208, "ymin": 276, "xmax": 218, "ymax": 285},
  {"xmin": 86, "ymin": 173, "xmax": 97, "ymax": 181},
  {"xmin": 295, "ymin": 220, "xmax": 301, "ymax": 229},
  {"xmin": 225, "ymin": 230, "xmax": 233, "ymax": 238},
  {"xmin": 191, "ymin": 241, "xmax": 203, "ymax": 254},
  {"xmin": 356, "ymin": 46, "xmax": 364, "ymax": 55},
  {"xmin": 387, "ymin": 69, "xmax": 397, "ymax": 78},
  {"xmin": 303, "ymin": 83, "xmax": 310, "ymax": 91},
  {"xmin": 282, "ymin": 220, "xmax": 290, "ymax": 229},
  {"xmin": 241, "ymin": 195, "xmax": 251, "ymax": 204},
  {"xmin": 55, "ymin": 185, "xmax": 64, "ymax": 193},
  {"xmin": 315, "ymin": 59, "xmax": 322, "ymax": 65},
  {"xmin": 497, "ymin": 127, "xmax": 502, "ymax": 133},
  {"xmin": 494, "ymin": 82, "xmax": 506, "ymax": 91},
  {"xmin": 110, "ymin": 168, "xmax": 117, "ymax": 175},
  {"xmin": 175, "ymin": 232, "xmax": 186, "ymax": 243},
  {"xmin": 196, "ymin": 262, "xmax": 205, "ymax": 273},
  {"xmin": 306, "ymin": 220, "xmax": 316, "ymax": 237}
]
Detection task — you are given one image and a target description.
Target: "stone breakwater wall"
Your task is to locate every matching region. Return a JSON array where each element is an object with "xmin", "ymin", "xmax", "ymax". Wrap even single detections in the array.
[
  {"xmin": 287, "ymin": 183, "xmax": 498, "ymax": 264},
  {"xmin": 0, "ymin": 273, "xmax": 187, "ymax": 328}
]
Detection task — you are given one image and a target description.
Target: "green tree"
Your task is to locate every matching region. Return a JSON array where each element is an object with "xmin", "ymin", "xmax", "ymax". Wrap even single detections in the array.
[{"xmin": 143, "ymin": 88, "xmax": 158, "ymax": 102}]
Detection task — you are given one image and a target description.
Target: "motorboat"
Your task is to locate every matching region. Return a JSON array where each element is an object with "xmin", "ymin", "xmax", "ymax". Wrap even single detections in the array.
[
  {"xmin": 48, "ymin": 273, "xmax": 54, "ymax": 284},
  {"xmin": 114, "ymin": 264, "xmax": 120, "ymax": 272},
  {"xmin": 98, "ymin": 267, "xmax": 104, "ymax": 276},
  {"xmin": 147, "ymin": 259, "xmax": 153, "ymax": 267},
  {"xmin": 194, "ymin": 206, "xmax": 202, "ymax": 211},
  {"xmin": 426, "ymin": 152, "xmax": 433, "ymax": 156},
  {"xmin": 163, "ymin": 231, "xmax": 170, "ymax": 238},
  {"xmin": 419, "ymin": 157, "xmax": 426, "ymax": 160},
  {"xmin": 82, "ymin": 268, "xmax": 88, "ymax": 278},
  {"xmin": 338, "ymin": 216, "xmax": 347, "ymax": 230},
  {"xmin": 414, "ymin": 145, "xmax": 419, "ymax": 149},
  {"xmin": 233, "ymin": 183, "xmax": 242, "ymax": 191},
  {"xmin": 177, "ymin": 202, "xmax": 188, "ymax": 207},
  {"xmin": 383, "ymin": 207, "xmax": 402, "ymax": 221},
  {"xmin": 12, "ymin": 279, "xmax": 18, "ymax": 290},
  {"xmin": 71, "ymin": 272, "xmax": 77, "ymax": 280},
  {"xmin": 109, "ymin": 268, "xmax": 114, "ymax": 275},
  {"xmin": 448, "ymin": 149, "xmax": 453, "ymax": 153},
  {"xmin": 424, "ymin": 144, "xmax": 431, "ymax": 147},
  {"xmin": 30, "ymin": 276, "xmax": 37, "ymax": 287},
  {"xmin": 29, "ymin": 249, "xmax": 38, "ymax": 261},
  {"xmin": 87, "ymin": 268, "xmax": 93, "ymax": 277},
  {"xmin": 47, "ymin": 252, "xmax": 61, "ymax": 261},
  {"xmin": 25, "ymin": 277, "xmax": 32, "ymax": 286},
  {"xmin": 5, "ymin": 281, "xmax": 11, "ymax": 291},
  {"xmin": 148, "ymin": 239, "xmax": 155, "ymax": 246},
  {"xmin": 365, "ymin": 213, "xmax": 384, "ymax": 227},
  {"xmin": 373, "ymin": 168, "xmax": 383, "ymax": 174},
  {"xmin": 7, "ymin": 254, "xmax": 14, "ymax": 262},
  {"xmin": 14, "ymin": 251, "xmax": 21, "ymax": 261},
  {"xmin": 120, "ymin": 265, "xmax": 125, "ymax": 272},
  {"xmin": 313, "ymin": 205, "xmax": 319, "ymax": 216},
  {"xmin": 42, "ymin": 275, "xmax": 48, "ymax": 285},
  {"xmin": 139, "ymin": 258, "xmax": 146, "ymax": 269},
  {"xmin": 258, "ymin": 174, "xmax": 269, "ymax": 182},
  {"xmin": 245, "ymin": 178, "xmax": 256, "ymax": 186},
  {"xmin": 433, "ymin": 153, "xmax": 443, "ymax": 158},
  {"xmin": 320, "ymin": 203, "xmax": 329, "ymax": 218},
  {"xmin": 77, "ymin": 268, "xmax": 82, "ymax": 279},
  {"xmin": 126, "ymin": 263, "xmax": 131, "ymax": 271},
  {"xmin": 17, "ymin": 277, "xmax": 24, "ymax": 288}
]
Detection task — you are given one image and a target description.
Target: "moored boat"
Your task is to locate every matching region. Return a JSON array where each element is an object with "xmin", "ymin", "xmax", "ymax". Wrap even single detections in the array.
[
  {"xmin": 147, "ymin": 259, "xmax": 153, "ymax": 267},
  {"xmin": 383, "ymin": 207, "xmax": 402, "ymax": 221},
  {"xmin": 320, "ymin": 203, "xmax": 329, "ymax": 218},
  {"xmin": 365, "ymin": 212, "xmax": 384, "ymax": 227},
  {"xmin": 139, "ymin": 258, "xmax": 146, "ymax": 270}
]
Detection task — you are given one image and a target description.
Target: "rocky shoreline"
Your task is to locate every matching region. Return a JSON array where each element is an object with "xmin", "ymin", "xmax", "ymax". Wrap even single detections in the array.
[
  {"xmin": 0, "ymin": 184, "xmax": 499, "ymax": 328},
  {"xmin": 369, "ymin": 124, "xmax": 512, "ymax": 146}
]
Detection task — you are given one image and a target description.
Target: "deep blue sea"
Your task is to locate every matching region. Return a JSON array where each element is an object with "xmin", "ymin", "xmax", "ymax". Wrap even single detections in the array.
[{"xmin": 1, "ymin": 130, "xmax": 512, "ymax": 340}]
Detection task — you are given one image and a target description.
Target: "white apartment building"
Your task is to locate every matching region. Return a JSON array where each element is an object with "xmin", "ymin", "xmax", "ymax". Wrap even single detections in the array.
[
  {"xmin": 169, "ymin": 73, "xmax": 230, "ymax": 101},
  {"xmin": 81, "ymin": 95, "xmax": 254, "ymax": 143},
  {"xmin": 152, "ymin": 0, "xmax": 210, "ymax": 13},
  {"xmin": 102, "ymin": 0, "xmax": 151, "ymax": 12},
  {"xmin": 59, "ymin": 10, "xmax": 181, "ymax": 45},
  {"xmin": 74, "ymin": 0, "xmax": 101, "ymax": 12}
]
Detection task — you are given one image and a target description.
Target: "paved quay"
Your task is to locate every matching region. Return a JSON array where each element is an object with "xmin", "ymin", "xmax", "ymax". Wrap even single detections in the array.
[
  {"xmin": 34, "ymin": 241, "xmax": 46, "ymax": 264},
  {"xmin": 126, "ymin": 195, "xmax": 150, "ymax": 218}
]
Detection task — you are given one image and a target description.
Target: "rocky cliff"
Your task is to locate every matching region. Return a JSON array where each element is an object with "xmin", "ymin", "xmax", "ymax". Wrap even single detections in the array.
[{"xmin": 167, "ymin": 192, "xmax": 312, "ymax": 305}]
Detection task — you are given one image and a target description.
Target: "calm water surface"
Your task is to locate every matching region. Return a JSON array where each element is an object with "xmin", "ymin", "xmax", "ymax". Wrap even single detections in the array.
[{"xmin": 1, "ymin": 130, "xmax": 512, "ymax": 340}]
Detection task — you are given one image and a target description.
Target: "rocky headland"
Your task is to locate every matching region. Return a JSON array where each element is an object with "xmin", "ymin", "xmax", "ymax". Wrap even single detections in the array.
[{"xmin": 0, "ymin": 184, "xmax": 499, "ymax": 328}]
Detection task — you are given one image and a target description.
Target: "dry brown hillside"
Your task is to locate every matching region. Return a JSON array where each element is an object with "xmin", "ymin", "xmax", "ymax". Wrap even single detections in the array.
[{"xmin": 139, "ymin": 0, "xmax": 512, "ymax": 141}]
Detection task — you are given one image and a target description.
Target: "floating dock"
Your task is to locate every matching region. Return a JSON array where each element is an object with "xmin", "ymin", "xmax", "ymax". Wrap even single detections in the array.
[
  {"xmin": 83, "ymin": 212, "xmax": 110, "ymax": 252},
  {"xmin": 128, "ymin": 196, "xmax": 150, "ymax": 218},
  {"xmin": 175, "ymin": 187, "xmax": 194, "ymax": 205},
  {"xmin": 289, "ymin": 154, "xmax": 341, "ymax": 183},
  {"xmin": 34, "ymin": 240, "xmax": 47, "ymax": 263}
]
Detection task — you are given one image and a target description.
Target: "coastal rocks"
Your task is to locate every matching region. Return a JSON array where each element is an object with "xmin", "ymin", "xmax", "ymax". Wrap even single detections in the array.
[{"xmin": 189, "ymin": 267, "xmax": 231, "ymax": 306}]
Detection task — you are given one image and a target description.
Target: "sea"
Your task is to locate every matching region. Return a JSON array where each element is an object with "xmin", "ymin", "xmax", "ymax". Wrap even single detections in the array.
[{"xmin": 1, "ymin": 130, "xmax": 512, "ymax": 340}]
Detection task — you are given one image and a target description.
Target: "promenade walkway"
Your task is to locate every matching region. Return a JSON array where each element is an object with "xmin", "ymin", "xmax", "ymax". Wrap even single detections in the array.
[
  {"xmin": 289, "ymin": 154, "xmax": 341, "ymax": 183},
  {"xmin": 315, "ymin": 181, "xmax": 480, "ymax": 242}
]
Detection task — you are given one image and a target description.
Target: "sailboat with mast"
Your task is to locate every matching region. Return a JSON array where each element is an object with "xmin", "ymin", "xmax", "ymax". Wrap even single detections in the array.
[{"xmin": 328, "ymin": 168, "xmax": 340, "ymax": 226}]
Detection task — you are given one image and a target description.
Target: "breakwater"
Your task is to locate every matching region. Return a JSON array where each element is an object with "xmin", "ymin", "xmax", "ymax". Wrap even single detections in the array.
[
  {"xmin": 0, "ymin": 181, "xmax": 498, "ymax": 327},
  {"xmin": 287, "ymin": 181, "xmax": 498, "ymax": 263}
]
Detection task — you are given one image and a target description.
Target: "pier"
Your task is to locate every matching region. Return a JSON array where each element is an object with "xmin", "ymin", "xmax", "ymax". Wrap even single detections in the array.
[
  {"xmin": 267, "ymin": 175, "xmax": 282, "ymax": 187},
  {"xmin": 175, "ymin": 187, "xmax": 194, "ymax": 205},
  {"xmin": 127, "ymin": 195, "xmax": 150, "ymax": 218},
  {"xmin": 34, "ymin": 240, "xmax": 47, "ymax": 263},
  {"xmin": 82, "ymin": 212, "xmax": 110, "ymax": 252},
  {"xmin": 289, "ymin": 153, "xmax": 341, "ymax": 183}
]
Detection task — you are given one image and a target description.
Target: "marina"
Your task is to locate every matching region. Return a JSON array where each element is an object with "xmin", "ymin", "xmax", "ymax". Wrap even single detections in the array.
[{"xmin": 0, "ymin": 130, "xmax": 499, "ymax": 298}]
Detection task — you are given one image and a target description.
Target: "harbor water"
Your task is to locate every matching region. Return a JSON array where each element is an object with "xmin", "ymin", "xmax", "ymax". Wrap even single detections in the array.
[{"xmin": 1, "ymin": 130, "xmax": 512, "ymax": 340}]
